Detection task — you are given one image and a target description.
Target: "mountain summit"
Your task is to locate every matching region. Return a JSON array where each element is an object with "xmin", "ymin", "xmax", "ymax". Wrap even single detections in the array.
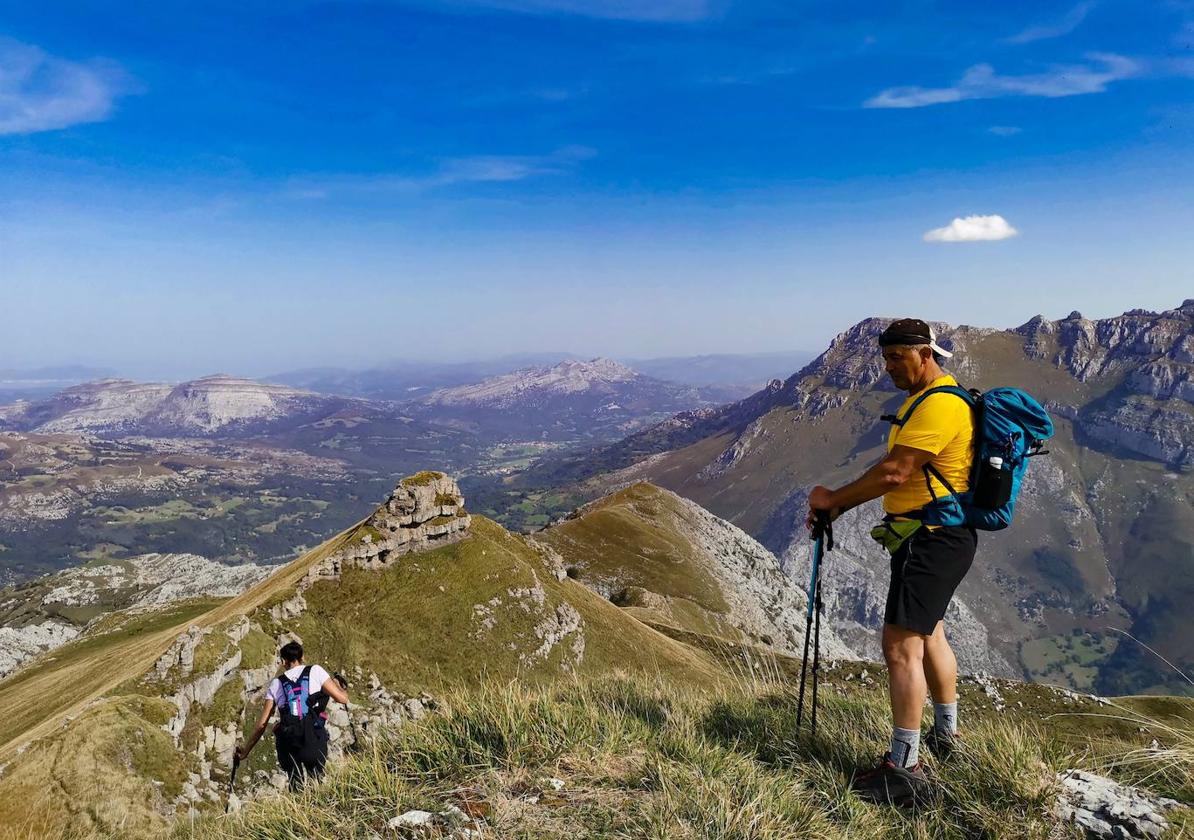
[
  {"xmin": 405, "ymin": 357, "xmax": 732, "ymax": 442},
  {"xmin": 419, "ymin": 358, "xmax": 641, "ymax": 406}
]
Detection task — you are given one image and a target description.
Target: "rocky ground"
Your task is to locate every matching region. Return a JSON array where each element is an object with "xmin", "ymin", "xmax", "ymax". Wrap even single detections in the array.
[{"xmin": 0, "ymin": 552, "xmax": 273, "ymax": 677}]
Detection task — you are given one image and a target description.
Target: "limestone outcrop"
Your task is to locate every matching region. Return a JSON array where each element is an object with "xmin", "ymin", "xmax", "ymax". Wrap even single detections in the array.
[{"xmin": 269, "ymin": 473, "xmax": 471, "ymax": 623}]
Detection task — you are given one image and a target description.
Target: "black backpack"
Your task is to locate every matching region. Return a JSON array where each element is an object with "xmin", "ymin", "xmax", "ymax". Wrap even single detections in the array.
[{"xmin": 275, "ymin": 666, "xmax": 329, "ymax": 761}]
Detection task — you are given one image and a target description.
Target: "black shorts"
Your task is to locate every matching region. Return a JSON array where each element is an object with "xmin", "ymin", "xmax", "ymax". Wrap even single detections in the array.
[
  {"xmin": 277, "ymin": 729, "xmax": 329, "ymax": 790},
  {"xmin": 885, "ymin": 525, "xmax": 977, "ymax": 635}
]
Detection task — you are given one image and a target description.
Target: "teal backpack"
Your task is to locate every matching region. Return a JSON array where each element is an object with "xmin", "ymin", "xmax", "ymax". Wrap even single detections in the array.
[{"xmin": 884, "ymin": 386, "xmax": 1054, "ymax": 530}]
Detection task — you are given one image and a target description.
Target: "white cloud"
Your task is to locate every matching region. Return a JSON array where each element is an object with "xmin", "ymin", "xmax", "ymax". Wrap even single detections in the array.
[
  {"xmin": 988, "ymin": 125, "xmax": 1023, "ymax": 136},
  {"xmin": 865, "ymin": 53, "xmax": 1137, "ymax": 109},
  {"xmin": 0, "ymin": 38, "xmax": 123, "ymax": 135},
  {"xmin": 1005, "ymin": 1, "xmax": 1095, "ymax": 44},
  {"xmin": 287, "ymin": 146, "xmax": 596, "ymax": 198},
  {"xmin": 923, "ymin": 214, "xmax": 1019, "ymax": 243},
  {"xmin": 424, "ymin": 0, "xmax": 711, "ymax": 21}
]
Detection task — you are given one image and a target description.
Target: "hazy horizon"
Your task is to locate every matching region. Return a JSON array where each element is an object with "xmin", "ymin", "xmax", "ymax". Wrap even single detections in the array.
[{"xmin": 3, "ymin": 296, "xmax": 1192, "ymax": 382}]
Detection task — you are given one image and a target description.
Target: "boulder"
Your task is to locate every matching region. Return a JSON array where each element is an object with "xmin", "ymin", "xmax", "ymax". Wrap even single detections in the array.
[{"xmin": 1055, "ymin": 769, "xmax": 1180, "ymax": 839}]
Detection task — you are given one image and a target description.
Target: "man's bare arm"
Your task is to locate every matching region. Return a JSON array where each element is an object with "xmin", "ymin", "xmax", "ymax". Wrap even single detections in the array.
[
  {"xmin": 235, "ymin": 698, "xmax": 275, "ymax": 760},
  {"xmin": 808, "ymin": 445, "xmax": 935, "ymax": 516},
  {"xmin": 324, "ymin": 675, "xmax": 349, "ymax": 705}
]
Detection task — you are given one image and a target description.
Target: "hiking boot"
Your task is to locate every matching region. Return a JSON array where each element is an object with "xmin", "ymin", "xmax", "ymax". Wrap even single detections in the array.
[
  {"xmin": 923, "ymin": 727, "xmax": 961, "ymax": 760},
  {"xmin": 850, "ymin": 754, "xmax": 932, "ymax": 807}
]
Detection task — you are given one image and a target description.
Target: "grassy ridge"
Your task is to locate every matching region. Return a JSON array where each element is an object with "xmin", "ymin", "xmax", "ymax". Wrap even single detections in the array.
[
  {"xmin": 280, "ymin": 516, "xmax": 727, "ymax": 696},
  {"xmin": 179, "ymin": 674, "xmax": 1194, "ymax": 840}
]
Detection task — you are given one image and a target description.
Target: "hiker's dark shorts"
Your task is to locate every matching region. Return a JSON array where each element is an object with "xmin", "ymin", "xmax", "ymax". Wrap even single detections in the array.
[
  {"xmin": 885, "ymin": 525, "xmax": 977, "ymax": 635},
  {"xmin": 276, "ymin": 729, "xmax": 329, "ymax": 790}
]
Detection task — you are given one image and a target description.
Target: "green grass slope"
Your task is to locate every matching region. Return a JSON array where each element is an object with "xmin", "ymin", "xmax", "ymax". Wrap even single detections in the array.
[
  {"xmin": 534, "ymin": 483, "xmax": 743, "ymax": 641},
  {"xmin": 182, "ymin": 670, "xmax": 1194, "ymax": 840},
  {"xmin": 280, "ymin": 516, "xmax": 726, "ymax": 696}
]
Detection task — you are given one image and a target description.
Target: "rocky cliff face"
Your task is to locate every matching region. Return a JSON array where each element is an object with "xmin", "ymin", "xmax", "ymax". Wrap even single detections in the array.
[
  {"xmin": 662, "ymin": 489, "xmax": 858, "ymax": 661},
  {"xmin": 1018, "ymin": 301, "xmax": 1194, "ymax": 467}
]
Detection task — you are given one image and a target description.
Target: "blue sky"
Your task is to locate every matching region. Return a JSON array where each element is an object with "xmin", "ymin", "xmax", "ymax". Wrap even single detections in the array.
[{"xmin": 1, "ymin": 0, "xmax": 1192, "ymax": 378}]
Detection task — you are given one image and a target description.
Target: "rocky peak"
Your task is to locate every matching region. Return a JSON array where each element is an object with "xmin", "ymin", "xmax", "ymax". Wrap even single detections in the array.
[
  {"xmin": 270, "ymin": 471, "xmax": 471, "ymax": 624},
  {"xmin": 369, "ymin": 471, "xmax": 469, "ymax": 535},
  {"xmin": 1015, "ymin": 301, "xmax": 1194, "ymax": 385},
  {"xmin": 420, "ymin": 357, "xmax": 644, "ymax": 407}
]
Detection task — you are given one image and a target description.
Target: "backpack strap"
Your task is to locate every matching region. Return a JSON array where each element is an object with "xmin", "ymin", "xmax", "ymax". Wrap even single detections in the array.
[
  {"xmin": 883, "ymin": 385, "xmax": 975, "ymax": 427},
  {"xmin": 882, "ymin": 385, "xmax": 975, "ymax": 504}
]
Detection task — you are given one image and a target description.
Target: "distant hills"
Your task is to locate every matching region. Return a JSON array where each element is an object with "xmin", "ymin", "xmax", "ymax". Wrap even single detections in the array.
[
  {"xmin": 622, "ymin": 351, "xmax": 813, "ymax": 388},
  {"xmin": 403, "ymin": 357, "xmax": 740, "ymax": 441},
  {"xmin": 267, "ymin": 352, "xmax": 586, "ymax": 400},
  {"xmin": 0, "ymin": 375, "xmax": 357, "ymax": 437},
  {"xmin": 0, "ymin": 365, "xmax": 115, "ymax": 404},
  {"xmin": 0, "ymin": 362, "xmax": 740, "ymax": 584},
  {"xmin": 268, "ymin": 351, "xmax": 808, "ymax": 400}
]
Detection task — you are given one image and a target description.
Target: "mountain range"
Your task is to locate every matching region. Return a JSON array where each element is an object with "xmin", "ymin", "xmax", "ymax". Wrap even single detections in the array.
[
  {"xmin": 0, "ymin": 361, "xmax": 737, "ymax": 585},
  {"xmin": 268, "ymin": 351, "xmax": 806, "ymax": 399}
]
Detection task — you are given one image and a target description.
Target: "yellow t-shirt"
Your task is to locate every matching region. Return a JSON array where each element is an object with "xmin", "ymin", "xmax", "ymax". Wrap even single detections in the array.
[{"xmin": 884, "ymin": 374, "xmax": 974, "ymax": 516}]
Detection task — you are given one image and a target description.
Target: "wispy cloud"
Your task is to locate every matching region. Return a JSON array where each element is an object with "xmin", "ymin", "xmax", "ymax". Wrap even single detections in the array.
[
  {"xmin": 420, "ymin": 0, "xmax": 711, "ymax": 22},
  {"xmin": 865, "ymin": 53, "xmax": 1137, "ymax": 109},
  {"xmin": 0, "ymin": 38, "xmax": 126, "ymax": 135},
  {"xmin": 287, "ymin": 145, "xmax": 596, "ymax": 199},
  {"xmin": 1005, "ymin": 1, "xmax": 1095, "ymax": 44},
  {"xmin": 924, "ymin": 214, "xmax": 1019, "ymax": 243},
  {"xmin": 988, "ymin": 125, "xmax": 1023, "ymax": 136}
]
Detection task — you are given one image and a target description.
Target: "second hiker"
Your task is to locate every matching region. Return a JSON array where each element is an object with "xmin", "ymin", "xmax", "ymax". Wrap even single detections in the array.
[
  {"xmin": 806, "ymin": 318, "xmax": 974, "ymax": 806},
  {"xmin": 235, "ymin": 640, "xmax": 349, "ymax": 790}
]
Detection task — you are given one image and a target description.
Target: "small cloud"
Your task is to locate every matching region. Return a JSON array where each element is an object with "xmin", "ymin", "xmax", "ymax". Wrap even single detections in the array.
[
  {"xmin": 0, "ymin": 38, "xmax": 128, "ymax": 135},
  {"xmin": 865, "ymin": 53, "xmax": 1136, "ymax": 109},
  {"xmin": 988, "ymin": 125, "xmax": 1023, "ymax": 136},
  {"xmin": 1005, "ymin": 1, "xmax": 1095, "ymax": 44},
  {"xmin": 923, "ymin": 214, "xmax": 1019, "ymax": 243},
  {"xmin": 286, "ymin": 146, "xmax": 596, "ymax": 198}
]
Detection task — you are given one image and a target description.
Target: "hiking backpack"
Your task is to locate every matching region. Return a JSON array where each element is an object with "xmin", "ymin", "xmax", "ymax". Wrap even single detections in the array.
[
  {"xmin": 275, "ymin": 666, "xmax": 328, "ymax": 762},
  {"xmin": 884, "ymin": 386, "xmax": 1054, "ymax": 530}
]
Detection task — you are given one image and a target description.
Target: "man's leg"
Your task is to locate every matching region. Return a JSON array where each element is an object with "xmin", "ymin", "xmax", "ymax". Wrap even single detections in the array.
[
  {"xmin": 882, "ymin": 623, "xmax": 927, "ymax": 767},
  {"xmin": 923, "ymin": 620, "xmax": 959, "ymax": 738}
]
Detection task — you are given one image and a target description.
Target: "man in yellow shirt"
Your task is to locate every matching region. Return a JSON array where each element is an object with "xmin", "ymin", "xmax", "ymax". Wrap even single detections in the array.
[{"xmin": 807, "ymin": 318, "xmax": 976, "ymax": 806}]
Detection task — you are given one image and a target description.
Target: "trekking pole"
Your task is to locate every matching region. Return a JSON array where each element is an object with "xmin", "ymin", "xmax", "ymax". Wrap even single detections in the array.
[
  {"xmin": 225, "ymin": 754, "xmax": 240, "ymax": 814},
  {"xmin": 797, "ymin": 510, "xmax": 833, "ymax": 734}
]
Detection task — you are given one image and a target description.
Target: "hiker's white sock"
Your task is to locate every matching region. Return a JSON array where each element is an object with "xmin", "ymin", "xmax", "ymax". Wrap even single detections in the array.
[
  {"xmin": 933, "ymin": 701, "xmax": 958, "ymax": 735},
  {"xmin": 890, "ymin": 727, "xmax": 920, "ymax": 768}
]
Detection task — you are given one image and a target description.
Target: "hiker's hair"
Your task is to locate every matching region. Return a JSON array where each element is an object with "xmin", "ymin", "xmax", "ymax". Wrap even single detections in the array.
[
  {"xmin": 886, "ymin": 343, "xmax": 945, "ymax": 364},
  {"xmin": 279, "ymin": 641, "xmax": 303, "ymax": 664}
]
